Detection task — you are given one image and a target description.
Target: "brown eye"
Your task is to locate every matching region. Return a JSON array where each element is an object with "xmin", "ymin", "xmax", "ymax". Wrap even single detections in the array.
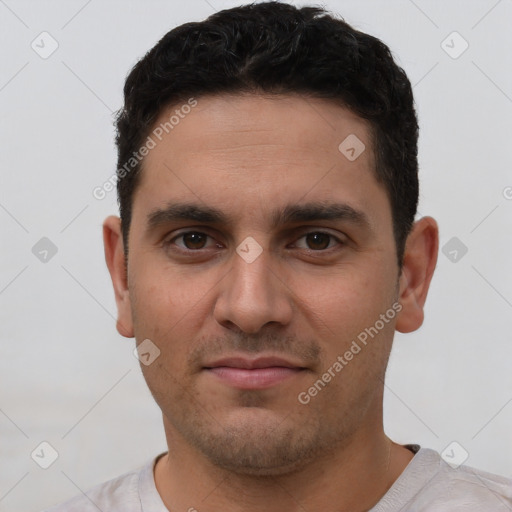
[
  {"xmin": 291, "ymin": 230, "xmax": 344, "ymax": 253},
  {"xmin": 164, "ymin": 230, "xmax": 224, "ymax": 256},
  {"xmin": 304, "ymin": 232, "xmax": 332, "ymax": 250},
  {"xmin": 180, "ymin": 232, "xmax": 208, "ymax": 250}
]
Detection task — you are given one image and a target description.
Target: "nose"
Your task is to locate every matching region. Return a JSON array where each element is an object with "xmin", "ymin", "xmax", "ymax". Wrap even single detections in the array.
[{"xmin": 213, "ymin": 242, "xmax": 293, "ymax": 334}]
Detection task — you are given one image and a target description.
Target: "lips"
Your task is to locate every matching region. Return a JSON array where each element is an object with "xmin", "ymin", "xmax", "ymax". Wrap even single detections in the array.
[
  {"xmin": 204, "ymin": 356, "xmax": 303, "ymax": 370},
  {"xmin": 203, "ymin": 355, "xmax": 306, "ymax": 390}
]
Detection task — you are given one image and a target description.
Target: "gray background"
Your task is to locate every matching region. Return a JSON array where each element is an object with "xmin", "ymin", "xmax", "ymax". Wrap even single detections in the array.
[{"xmin": 1, "ymin": 0, "xmax": 511, "ymax": 510}]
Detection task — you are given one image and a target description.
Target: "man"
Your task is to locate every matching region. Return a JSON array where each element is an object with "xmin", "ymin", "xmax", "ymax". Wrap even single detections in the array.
[{"xmin": 46, "ymin": 2, "xmax": 512, "ymax": 511}]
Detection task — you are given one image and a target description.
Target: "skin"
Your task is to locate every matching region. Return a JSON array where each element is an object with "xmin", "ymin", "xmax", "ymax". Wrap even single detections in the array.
[{"xmin": 104, "ymin": 93, "xmax": 438, "ymax": 512}]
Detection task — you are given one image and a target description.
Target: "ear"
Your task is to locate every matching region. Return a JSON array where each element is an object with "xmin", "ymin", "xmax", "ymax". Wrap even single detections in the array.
[
  {"xmin": 395, "ymin": 216, "xmax": 439, "ymax": 333},
  {"xmin": 103, "ymin": 215, "xmax": 134, "ymax": 338}
]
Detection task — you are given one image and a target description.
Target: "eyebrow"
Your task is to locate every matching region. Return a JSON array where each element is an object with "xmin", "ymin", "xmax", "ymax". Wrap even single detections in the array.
[{"xmin": 146, "ymin": 201, "xmax": 372, "ymax": 232}]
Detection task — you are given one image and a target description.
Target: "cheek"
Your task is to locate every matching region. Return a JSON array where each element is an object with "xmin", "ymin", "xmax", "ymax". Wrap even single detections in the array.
[
  {"xmin": 131, "ymin": 261, "xmax": 211, "ymax": 322},
  {"xmin": 298, "ymin": 267, "xmax": 391, "ymax": 328},
  {"xmin": 129, "ymin": 268, "xmax": 214, "ymax": 368},
  {"xmin": 294, "ymin": 264, "xmax": 397, "ymax": 384}
]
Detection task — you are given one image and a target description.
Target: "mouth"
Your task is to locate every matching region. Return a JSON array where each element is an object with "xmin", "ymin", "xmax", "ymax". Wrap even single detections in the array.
[{"xmin": 203, "ymin": 356, "xmax": 307, "ymax": 390}]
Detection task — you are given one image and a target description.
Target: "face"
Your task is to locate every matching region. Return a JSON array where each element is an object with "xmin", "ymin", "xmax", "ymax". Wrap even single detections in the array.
[{"xmin": 112, "ymin": 94, "xmax": 405, "ymax": 475}]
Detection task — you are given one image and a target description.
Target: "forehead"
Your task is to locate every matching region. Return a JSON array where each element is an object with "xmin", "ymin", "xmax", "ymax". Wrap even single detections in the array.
[
  {"xmin": 146, "ymin": 93, "xmax": 373, "ymax": 165},
  {"xmin": 131, "ymin": 93, "xmax": 390, "ymax": 231}
]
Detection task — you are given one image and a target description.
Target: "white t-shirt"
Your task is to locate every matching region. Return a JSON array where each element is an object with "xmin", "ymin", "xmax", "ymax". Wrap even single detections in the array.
[{"xmin": 43, "ymin": 445, "xmax": 512, "ymax": 511}]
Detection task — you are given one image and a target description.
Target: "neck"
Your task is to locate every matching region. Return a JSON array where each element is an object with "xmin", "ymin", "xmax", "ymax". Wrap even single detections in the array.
[{"xmin": 154, "ymin": 420, "xmax": 414, "ymax": 512}]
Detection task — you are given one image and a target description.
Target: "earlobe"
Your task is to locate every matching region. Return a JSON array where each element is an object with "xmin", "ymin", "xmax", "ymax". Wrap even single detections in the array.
[
  {"xmin": 103, "ymin": 215, "xmax": 134, "ymax": 338},
  {"xmin": 395, "ymin": 216, "xmax": 439, "ymax": 334}
]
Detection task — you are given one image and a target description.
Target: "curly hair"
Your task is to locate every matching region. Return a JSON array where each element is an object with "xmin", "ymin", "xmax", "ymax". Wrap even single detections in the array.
[{"xmin": 115, "ymin": 1, "xmax": 419, "ymax": 266}]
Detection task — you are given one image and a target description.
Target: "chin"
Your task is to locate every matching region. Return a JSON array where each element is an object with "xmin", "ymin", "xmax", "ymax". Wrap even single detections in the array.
[{"xmin": 180, "ymin": 408, "xmax": 326, "ymax": 476}]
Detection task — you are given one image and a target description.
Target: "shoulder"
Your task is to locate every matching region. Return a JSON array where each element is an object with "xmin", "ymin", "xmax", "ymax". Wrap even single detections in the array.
[
  {"xmin": 416, "ymin": 448, "xmax": 512, "ymax": 510},
  {"xmin": 42, "ymin": 462, "xmax": 146, "ymax": 512},
  {"xmin": 442, "ymin": 460, "xmax": 512, "ymax": 505}
]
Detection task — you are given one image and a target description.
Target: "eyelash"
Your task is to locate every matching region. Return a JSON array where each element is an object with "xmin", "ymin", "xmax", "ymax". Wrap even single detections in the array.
[{"xmin": 164, "ymin": 230, "xmax": 344, "ymax": 255}]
